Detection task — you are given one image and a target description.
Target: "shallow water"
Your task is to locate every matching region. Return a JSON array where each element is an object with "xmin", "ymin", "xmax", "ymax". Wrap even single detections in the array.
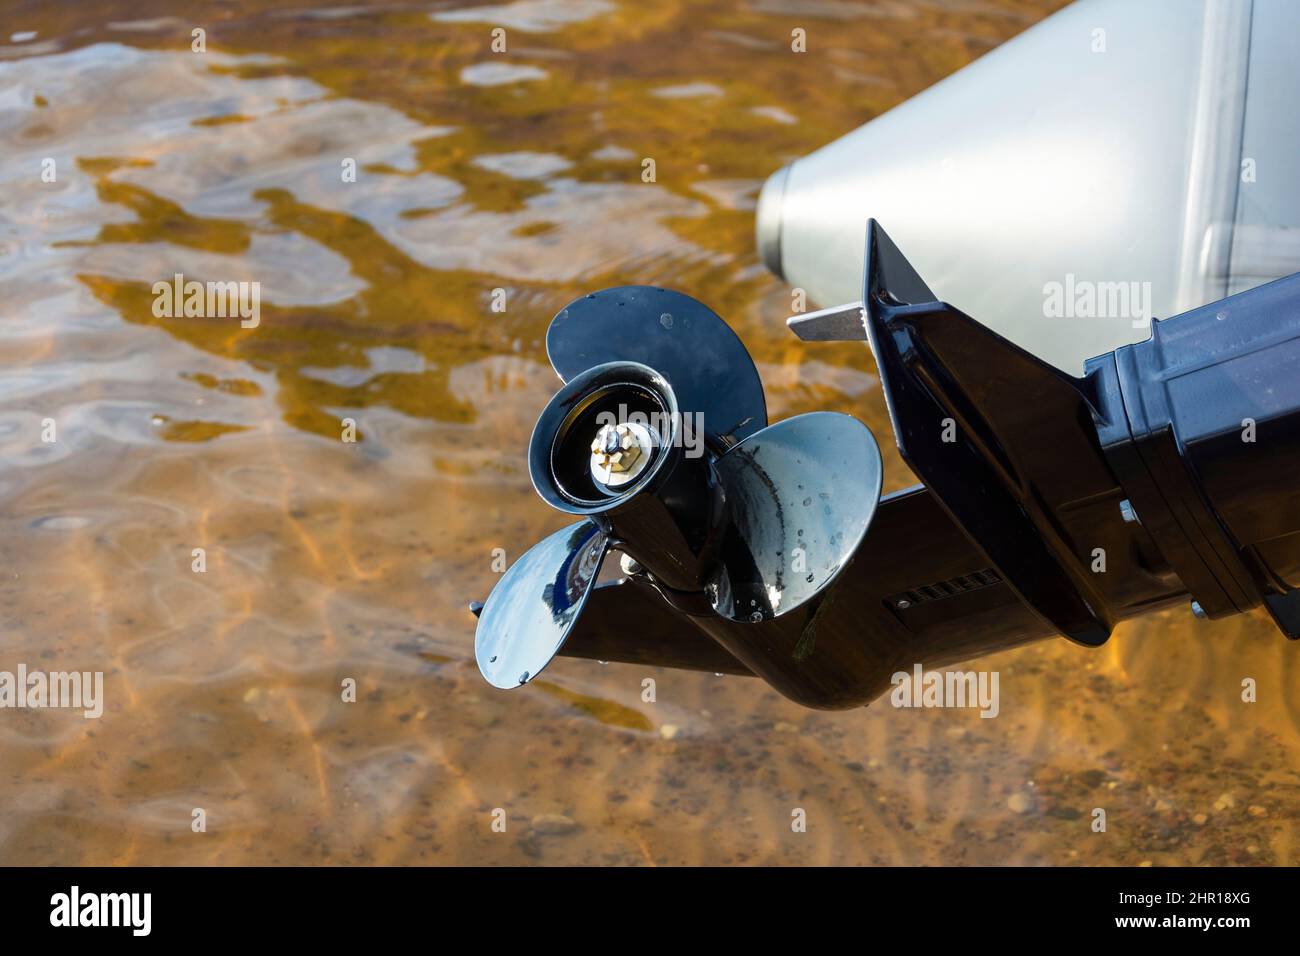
[{"xmin": 1, "ymin": 0, "xmax": 1296, "ymax": 866}]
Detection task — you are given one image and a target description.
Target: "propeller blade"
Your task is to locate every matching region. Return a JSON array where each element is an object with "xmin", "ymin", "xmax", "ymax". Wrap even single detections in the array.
[
  {"xmin": 708, "ymin": 412, "xmax": 882, "ymax": 621},
  {"xmin": 546, "ymin": 286, "xmax": 767, "ymax": 447},
  {"xmin": 475, "ymin": 521, "xmax": 609, "ymax": 688}
]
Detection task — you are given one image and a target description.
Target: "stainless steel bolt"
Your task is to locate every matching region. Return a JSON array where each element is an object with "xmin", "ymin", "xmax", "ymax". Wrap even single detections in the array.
[
  {"xmin": 589, "ymin": 421, "xmax": 655, "ymax": 487},
  {"xmin": 590, "ymin": 423, "xmax": 641, "ymax": 473}
]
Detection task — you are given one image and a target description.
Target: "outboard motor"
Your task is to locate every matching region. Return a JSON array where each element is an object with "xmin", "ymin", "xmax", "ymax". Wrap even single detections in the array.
[{"xmin": 472, "ymin": 222, "xmax": 1300, "ymax": 710}]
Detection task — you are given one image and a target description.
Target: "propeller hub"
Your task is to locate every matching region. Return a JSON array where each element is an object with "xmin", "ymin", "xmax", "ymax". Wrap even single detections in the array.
[
  {"xmin": 532, "ymin": 361, "xmax": 678, "ymax": 510},
  {"xmin": 589, "ymin": 422, "xmax": 655, "ymax": 487}
]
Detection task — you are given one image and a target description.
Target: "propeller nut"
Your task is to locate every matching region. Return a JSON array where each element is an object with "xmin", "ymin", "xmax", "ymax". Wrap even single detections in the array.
[{"xmin": 590, "ymin": 421, "xmax": 655, "ymax": 488}]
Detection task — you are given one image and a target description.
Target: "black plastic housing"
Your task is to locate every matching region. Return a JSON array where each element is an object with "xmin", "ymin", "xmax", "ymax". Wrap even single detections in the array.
[{"xmin": 1088, "ymin": 273, "xmax": 1300, "ymax": 637}]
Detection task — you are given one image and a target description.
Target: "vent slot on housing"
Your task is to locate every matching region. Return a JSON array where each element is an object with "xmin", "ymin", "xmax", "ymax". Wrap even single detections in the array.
[{"xmin": 889, "ymin": 568, "xmax": 1003, "ymax": 609}]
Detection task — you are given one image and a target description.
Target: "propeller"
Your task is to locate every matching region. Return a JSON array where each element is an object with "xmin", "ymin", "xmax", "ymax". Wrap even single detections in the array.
[{"xmin": 474, "ymin": 287, "xmax": 883, "ymax": 690}]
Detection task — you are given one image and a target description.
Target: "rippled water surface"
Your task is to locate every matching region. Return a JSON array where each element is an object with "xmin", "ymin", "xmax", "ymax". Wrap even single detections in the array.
[{"xmin": 2, "ymin": 0, "xmax": 1296, "ymax": 866}]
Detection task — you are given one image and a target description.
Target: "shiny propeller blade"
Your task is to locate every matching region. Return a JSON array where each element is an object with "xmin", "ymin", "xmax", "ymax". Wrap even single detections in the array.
[
  {"xmin": 546, "ymin": 286, "xmax": 767, "ymax": 447},
  {"xmin": 708, "ymin": 412, "xmax": 882, "ymax": 622},
  {"xmin": 475, "ymin": 521, "xmax": 609, "ymax": 689}
]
